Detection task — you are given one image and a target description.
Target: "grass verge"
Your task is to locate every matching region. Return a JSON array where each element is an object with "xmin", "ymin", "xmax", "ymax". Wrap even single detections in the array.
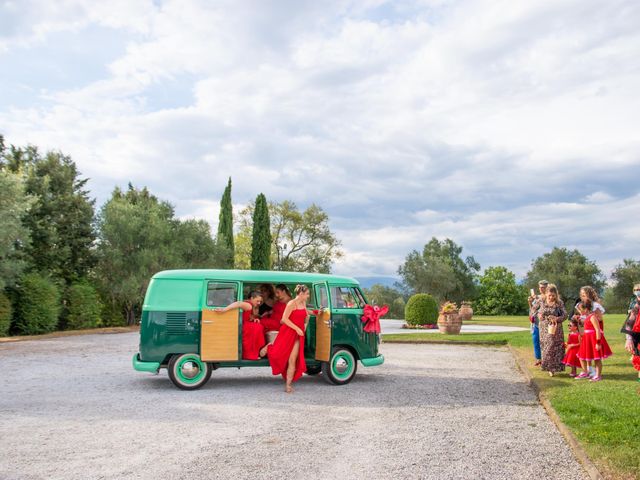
[{"xmin": 384, "ymin": 314, "xmax": 640, "ymax": 480}]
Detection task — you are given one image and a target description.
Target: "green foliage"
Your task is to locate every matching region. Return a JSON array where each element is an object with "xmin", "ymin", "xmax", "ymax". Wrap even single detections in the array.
[
  {"xmin": 251, "ymin": 193, "xmax": 271, "ymax": 270},
  {"xmin": 404, "ymin": 293, "xmax": 438, "ymax": 325},
  {"xmin": 3, "ymin": 147, "xmax": 96, "ymax": 284},
  {"xmin": 0, "ymin": 291, "xmax": 11, "ymax": 336},
  {"xmin": 608, "ymin": 259, "xmax": 640, "ymax": 313},
  {"xmin": 13, "ymin": 273, "xmax": 61, "ymax": 335},
  {"xmin": 216, "ymin": 177, "xmax": 234, "ymax": 268},
  {"xmin": 363, "ymin": 284, "xmax": 406, "ymax": 319},
  {"xmin": 0, "ymin": 169, "xmax": 34, "ymax": 289},
  {"xmin": 398, "ymin": 237, "xmax": 480, "ymax": 302},
  {"xmin": 96, "ymin": 184, "xmax": 228, "ymax": 324},
  {"xmin": 96, "ymin": 185, "xmax": 175, "ymax": 325},
  {"xmin": 174, "ymin": 219, "xmax": 230, "ymax": 268},
  {"xmin": 474, "ymin": 266, "xmax": 528, "ymax": 315},
  {"xmin": 236, "ymin": 200, "xmax": 342, "ymax": 273},
  {"xmin": 65, "ymin": 281, "xmax": 102, "ymax": 330},
  {"xmin": 524, "ymin": 247, "xmax": 605, "ymax": 307}
]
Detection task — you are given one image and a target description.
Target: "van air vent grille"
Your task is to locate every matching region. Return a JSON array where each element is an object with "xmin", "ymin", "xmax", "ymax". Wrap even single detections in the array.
[{"xmin": 166, "ymin": 312, "xmax": 187, "ymax": 335}]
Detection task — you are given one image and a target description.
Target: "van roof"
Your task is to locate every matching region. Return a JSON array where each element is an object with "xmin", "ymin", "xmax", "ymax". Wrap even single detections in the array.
[{"xmin": 152, "ymin": 269, "xmax": 360, "ymax": 285}]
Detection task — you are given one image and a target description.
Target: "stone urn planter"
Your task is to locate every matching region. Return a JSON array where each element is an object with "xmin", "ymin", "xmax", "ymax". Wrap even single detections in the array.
[
  {"xmin": 437, "ymin": 302, "xmax": 462, "ymax": 334},
  {"xmin": 459, "ymin": 302, "xmax": 473, "ymax": 321}
]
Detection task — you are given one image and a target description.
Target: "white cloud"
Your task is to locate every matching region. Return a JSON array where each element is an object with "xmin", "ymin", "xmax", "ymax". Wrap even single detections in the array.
[{"xmin": 1, "ymin": 0, "xmax": 639, "ymax": 279}]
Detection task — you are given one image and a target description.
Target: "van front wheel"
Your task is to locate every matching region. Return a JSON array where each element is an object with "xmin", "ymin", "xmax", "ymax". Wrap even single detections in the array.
[
  {"xmin": 168, "ymin": 353, "xmax": 212, "ymax": 390},
  {"xmin": 322, "ymin": 347, "xmax": 357, "ymax": 385}
]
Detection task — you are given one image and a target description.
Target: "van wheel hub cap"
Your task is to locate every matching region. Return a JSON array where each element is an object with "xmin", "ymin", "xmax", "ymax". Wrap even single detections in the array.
[
  {"xmin": 181, "ymin": 362, "xmax": 200, "ymax": 379},
  {"xmin": 334, "ymin": 357, "xmax": 348, "ymax": 374}
]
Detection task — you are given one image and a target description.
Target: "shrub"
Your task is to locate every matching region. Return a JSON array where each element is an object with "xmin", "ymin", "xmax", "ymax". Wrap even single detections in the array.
[
  {"xmin": 405, "ymin": 293, "xmax": 438, "ymax": 326},
  {"xmin": 14, "ymin": 273, "xmax": 61, "ymax": 335},
  {"xmin": 99, "ymin": 299, "xmax": 127, "ymax": 327},
  {"xmin": 66, "ymin": 281, "xmax": 102, "ymax": 330},
  {"xmin": 0, "ymin": 292, "xmax": 11, "ymax": 336}
]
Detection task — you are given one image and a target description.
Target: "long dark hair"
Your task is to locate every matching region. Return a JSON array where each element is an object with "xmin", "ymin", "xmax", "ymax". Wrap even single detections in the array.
[{"xmin": 275, "ymin": 284, "xmax": 291, "ymax": 297}]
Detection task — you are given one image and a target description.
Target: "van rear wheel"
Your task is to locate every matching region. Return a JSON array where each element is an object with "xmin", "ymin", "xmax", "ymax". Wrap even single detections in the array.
[
  {"xmin": 168, "ymin": 353, "xmax": 212, "ymax": 390},
  {"xmin": 322, "ymin": 347, "xmax": 357, "ymax": 385}
]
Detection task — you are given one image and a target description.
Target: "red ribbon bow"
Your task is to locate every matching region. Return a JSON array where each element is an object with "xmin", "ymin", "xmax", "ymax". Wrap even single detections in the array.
[{"xmin": 361, "ymin": 304, "xmax": 389, "ymax": 334}]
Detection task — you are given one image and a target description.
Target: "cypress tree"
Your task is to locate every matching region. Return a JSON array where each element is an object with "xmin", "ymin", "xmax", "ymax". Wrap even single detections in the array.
[
  {"xmin": 251, "ymin": 193, "xmax": 271, "ymax": 270},
  {"xmin": 216, "ymin": 178, "xmax": 234, "ymax": 268}
]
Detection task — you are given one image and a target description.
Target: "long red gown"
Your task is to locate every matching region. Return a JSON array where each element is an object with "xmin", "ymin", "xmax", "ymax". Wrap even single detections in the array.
[
  {"xmin": 260, "ymin": 301, "xmax": 286, "ymax": 332},
  {"xmin": 242, "ymin": 303, "xmax": 265, "ymax": 360},
  {"xmin": 267, "ymin": 308, "xmax": 307, "ymax": 381}
]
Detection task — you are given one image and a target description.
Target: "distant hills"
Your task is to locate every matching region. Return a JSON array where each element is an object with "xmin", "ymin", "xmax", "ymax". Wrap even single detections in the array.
[{"xmin": 355, "ymin": 276, "xmax": 401, "ymax": 289}]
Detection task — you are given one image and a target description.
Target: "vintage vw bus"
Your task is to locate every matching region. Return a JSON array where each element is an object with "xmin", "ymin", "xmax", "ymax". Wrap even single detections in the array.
[{"xmin": 132, "ymin": 269, "xmax": 384, "ymax": 390}]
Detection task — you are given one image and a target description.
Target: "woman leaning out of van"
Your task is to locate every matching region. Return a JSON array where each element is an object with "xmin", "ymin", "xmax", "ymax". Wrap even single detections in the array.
[
  {"xmin": 260, "ymin": 284, "xmax": 309, "ymax": 393},
  {"xmin": 215, "ymin": 291, "xmax": 266, "ymax": 361}
]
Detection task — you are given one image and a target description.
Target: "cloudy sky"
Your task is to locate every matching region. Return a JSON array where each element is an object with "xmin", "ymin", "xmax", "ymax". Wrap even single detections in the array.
[{"xmin": 1, "ymin": 0, "xmax": 639, "ymax": 280}]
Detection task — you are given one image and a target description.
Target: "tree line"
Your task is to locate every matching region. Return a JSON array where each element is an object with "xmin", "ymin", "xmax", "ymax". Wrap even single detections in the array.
[
  {"xmin": 0, "ymin": 137, "xmax": 341, "ymax": 335},
  {"xmin": 365, "ymin": 238, "xmax": 640, "ymax": 319}
]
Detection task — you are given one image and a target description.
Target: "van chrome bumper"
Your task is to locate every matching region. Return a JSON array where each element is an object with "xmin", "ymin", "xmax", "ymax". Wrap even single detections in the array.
[
  {"xmin": 360, "ymin": 354, "xmax": 384, "ymax": 367},
  {"xmin": 132, "ymin": 353, "xmax": 160, "ymax": 373}
]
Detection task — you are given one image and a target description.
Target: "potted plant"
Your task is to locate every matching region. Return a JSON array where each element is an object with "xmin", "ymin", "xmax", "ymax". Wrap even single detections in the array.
[
  {"xmin": 459, "ymin": 301, "xmax": 473, "ymax": 321},
  {"xmin": 437, "ymin": 301, "xmax": 462, "ymax": 334}
]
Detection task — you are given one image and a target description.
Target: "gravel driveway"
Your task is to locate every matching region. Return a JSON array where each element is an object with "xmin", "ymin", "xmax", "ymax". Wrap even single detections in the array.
[{"xmin": 0, "ymin": 333, "xmax": 587, "ymax": 480}]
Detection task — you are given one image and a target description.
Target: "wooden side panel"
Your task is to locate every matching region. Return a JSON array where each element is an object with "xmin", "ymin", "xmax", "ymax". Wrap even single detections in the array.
[
  {"xmin": 315, "ymin": 309, "xmax": 331, "ymax": 362},
  {"xmin": 200, "ymin": 309, "xmax": 239, "ymax": 361}
]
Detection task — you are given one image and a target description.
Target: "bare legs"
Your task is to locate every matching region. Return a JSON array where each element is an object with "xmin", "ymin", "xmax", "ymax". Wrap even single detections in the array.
[
  {"xmin": 594, "ymin": 359, "xmax": 602, "ymax": 378},
  {"xmin": 579, "ymin": 359, "xmax": 588, "ymax": 375},
  {"xmin": 285, "ymin": 339, "xmax": 300, "ymax": 393}
]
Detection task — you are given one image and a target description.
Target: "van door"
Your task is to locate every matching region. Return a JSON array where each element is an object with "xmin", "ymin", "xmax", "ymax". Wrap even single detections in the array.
[
  {"xmin": 313, "ymin": 282, "xmax": 331, "ymax": 362},
  {"xmin": 200, "ymin": 281, "xmax": 240, "ymax": 361}
]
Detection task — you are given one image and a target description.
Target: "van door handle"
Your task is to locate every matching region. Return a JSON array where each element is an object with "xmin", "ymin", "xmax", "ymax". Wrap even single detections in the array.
[
  {"xmin": 203, "ymin": 321, "xmax": 213, "ymax": 324},
  {"xmin": 324, "ymin": 320, "xmax": 331, "ymax": 326}
]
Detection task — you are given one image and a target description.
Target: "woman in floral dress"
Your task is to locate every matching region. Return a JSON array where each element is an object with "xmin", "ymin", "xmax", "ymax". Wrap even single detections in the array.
[{"xmin": 537, "ymin": 284, "xmax": 567, "ymax": 376}]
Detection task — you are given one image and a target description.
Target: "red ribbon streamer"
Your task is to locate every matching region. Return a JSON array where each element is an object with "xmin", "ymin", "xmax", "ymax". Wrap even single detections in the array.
[{"xmin": 361, "ymin": 304, "xmax": 389, "ymax": 334}]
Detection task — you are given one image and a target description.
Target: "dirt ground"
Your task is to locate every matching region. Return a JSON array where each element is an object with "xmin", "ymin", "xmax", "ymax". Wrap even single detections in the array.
[{"xmin": 0, "ymin": 332, "xmax": 587, "ymax": 479}]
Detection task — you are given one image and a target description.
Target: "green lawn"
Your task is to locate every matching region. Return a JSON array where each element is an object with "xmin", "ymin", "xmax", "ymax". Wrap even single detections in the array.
[{"xmin": 384, "ymin": 314, "xmax": 640, "ymax": 480}]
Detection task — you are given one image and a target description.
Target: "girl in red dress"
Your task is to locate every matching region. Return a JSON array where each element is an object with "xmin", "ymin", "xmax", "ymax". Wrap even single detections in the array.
[
  {"xmin": 562, "ymin": 319, "xmax": 581, "ymax": 377},
  {"xmin": 214, "ymin": 291, "xmax": 266, "ymax": 360},
  {"xmin": 260, "ymin": 284, "xmax": 292, "ymax": 334},
  {"xmin": 576, "ymin": 300, "xmax": 612, "ymax": 382},
  {"xmin": 261, "ymin": 284, "xmax": 310, "ymax": 393}
]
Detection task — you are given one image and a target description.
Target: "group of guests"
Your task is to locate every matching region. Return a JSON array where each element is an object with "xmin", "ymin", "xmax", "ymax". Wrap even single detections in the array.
[
  {"xmin": 214, "ymin": 283, "xmax": 313, "ymax": 393},
  {"xmin": 529, "ymin": 280, "xmax": 640, "ymax": 382},
  {"xmin": 528, "ymin": 281, "xmax": 612, "ymax": 381}
]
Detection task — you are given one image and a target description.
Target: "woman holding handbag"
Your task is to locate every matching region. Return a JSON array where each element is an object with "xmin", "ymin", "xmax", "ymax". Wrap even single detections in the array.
[{"xmin": 537, "ymin": 284, "xmax": 567, "ymax": 376}]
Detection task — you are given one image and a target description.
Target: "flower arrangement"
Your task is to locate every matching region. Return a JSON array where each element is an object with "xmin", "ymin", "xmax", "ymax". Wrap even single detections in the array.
[{"xmin": 440, "ymin": 301, "xmax": 458, "ymax": 314}]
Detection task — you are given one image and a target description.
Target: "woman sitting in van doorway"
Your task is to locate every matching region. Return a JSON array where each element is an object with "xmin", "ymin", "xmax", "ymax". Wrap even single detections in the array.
[
  {"xmin": 260, "ymin": 284, "xmax": 292, "ymax": 336},
  {"xmin": 260, "ymin": 284, "xmax": 310, "ymax": 393},
  {"xmin": 214, "ymin": 291, "xmax": 266, "ymax": 361},
  {"xmin": 258, "ymin": 283, "xmax": 275, "ymax": 317}
]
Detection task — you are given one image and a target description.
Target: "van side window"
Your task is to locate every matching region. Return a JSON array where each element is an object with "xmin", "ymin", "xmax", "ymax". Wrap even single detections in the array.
[
  {"xmin": 207, "ymin": 283, "xmax": 237, "ymax": 307},
  {"xmin": 330, "ymin": 287, "xmax": 364, "ymax": 309},
  {"xmin": 316, "ymin": 285, "xmax": 329, "ymax": 309}
]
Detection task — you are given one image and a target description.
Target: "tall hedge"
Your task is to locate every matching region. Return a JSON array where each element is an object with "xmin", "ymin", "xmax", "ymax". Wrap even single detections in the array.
[
  {"xmin": 405, "ymin": 293, "xmax": 438, "ymax": 326},
  {"xmin": 14, "ymin": 273, "xmax": 61, "ymax": 335},
  {"xmin": 66, "ymin": 281, "xmax": 102, "ymax": 330},
  {"xmin": 0, "ymin": 292, "xmax": 11, "ymax": 336}
]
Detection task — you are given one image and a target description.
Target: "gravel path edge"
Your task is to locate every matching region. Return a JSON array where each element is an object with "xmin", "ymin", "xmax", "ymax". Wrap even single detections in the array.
[{"xmin": 508, "ymin": 345, "xmax": 604, "ymax": 480}]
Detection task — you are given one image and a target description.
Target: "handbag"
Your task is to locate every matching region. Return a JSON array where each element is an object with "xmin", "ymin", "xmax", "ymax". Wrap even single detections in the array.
[{"xmin": 546, "ymin": 305, "xmax": 562, "ymax": 335}]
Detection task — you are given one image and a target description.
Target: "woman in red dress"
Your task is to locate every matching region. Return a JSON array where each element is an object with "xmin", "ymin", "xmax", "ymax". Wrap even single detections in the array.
[
  {"xmin": 215, "ymin": 291, "xmax": 265, "ymax": 360},
  {"xmin": 261, "ymin": 284, "xmax": 310, "ymax": 393},
  {"xmin": 260, "ymin": 284, "xmax": 292, "ymax": 334}
]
